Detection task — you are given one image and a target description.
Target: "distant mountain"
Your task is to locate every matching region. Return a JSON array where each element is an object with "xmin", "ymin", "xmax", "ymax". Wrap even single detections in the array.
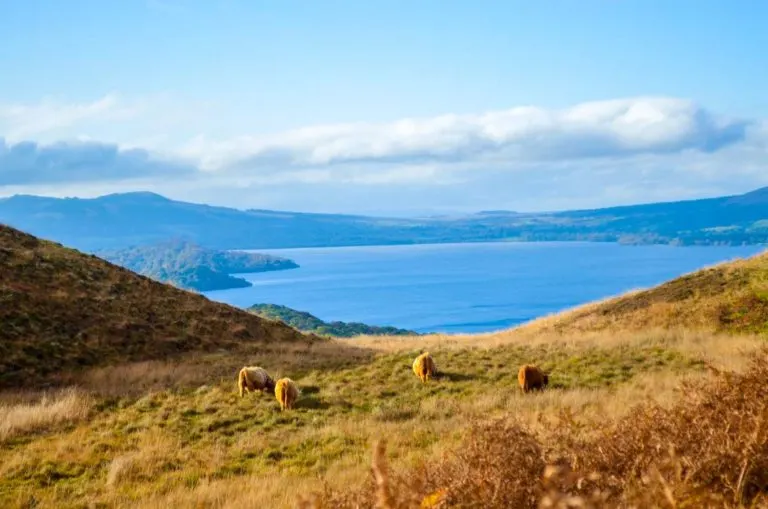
[
  {"xmin": 0, "ymin": 224, "xmax": 316, "ymax": 389},
  {"xmin": 1, "ymin": 187, "xmax": 767, "ymax": 250},
  {"xmin": 725, "ymin": 186, "xmax": 768, "ymax": 206},
  {"xmin": 248, "ymin": 303, "xmax": 419, "ymax": 338},
  {"xmin": 0, "ymin": 192, "xmax": 408, "ymax": 250}
]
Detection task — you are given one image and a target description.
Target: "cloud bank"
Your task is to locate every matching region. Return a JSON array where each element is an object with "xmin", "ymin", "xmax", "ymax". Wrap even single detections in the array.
[
  {"xmin": 0, "ymin": 138, "xmax": 194, "ymax": 186},
  {"xmin": 181, "ymin": 97, "xmax": 750, "ymax": 171},
  {"xmin": 0, "ymin": 95, "xmax": 766, "ymax": 213}
]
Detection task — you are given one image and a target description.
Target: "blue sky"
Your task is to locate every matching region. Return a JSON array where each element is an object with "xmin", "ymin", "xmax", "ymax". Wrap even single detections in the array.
[{"xmin": 1, "ymin": 0, "xmax": 767, "ymax": 215}]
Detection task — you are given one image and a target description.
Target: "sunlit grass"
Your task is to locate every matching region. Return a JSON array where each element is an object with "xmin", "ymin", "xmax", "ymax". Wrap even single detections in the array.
[
  {"xmin": 1, "ymin": 327, "xmax": 763, "ymax": 508},
  {"xmin": 0, "ymin": 389, "xmax": 91, "ymax": 443}
]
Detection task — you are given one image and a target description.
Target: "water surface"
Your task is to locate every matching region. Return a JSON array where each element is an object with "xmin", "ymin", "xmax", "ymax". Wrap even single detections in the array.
[{"xmin": 203, "ymin": 242, "xmax": 764, "ymax": 334}]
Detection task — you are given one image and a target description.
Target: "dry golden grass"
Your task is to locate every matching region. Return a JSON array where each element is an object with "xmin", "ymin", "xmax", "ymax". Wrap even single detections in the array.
[
  {"xmin": 311, "ymin": 348, "xmax": 768, "ymax": 509},
  {"xmin": 67, "ymin": 339, "xmax": 375, "ymax": 398},
  {"xmin": 2, "ymin": 326, "xmax": 763, "ymax": 509},
  {"xmin": 509, "ymin": 251, "xmax": 768, "ymax": 335},
  {"xmin": 0, "ymin": 389, "xmax": 92, "ymax": 442},
  {"xmin": 352, "ymin": 328, "xmax": 765, "ymax": 374}
]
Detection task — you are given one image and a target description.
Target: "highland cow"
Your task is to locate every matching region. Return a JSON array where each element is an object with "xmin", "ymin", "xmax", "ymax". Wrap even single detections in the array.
[
  {"xmin": 275, "ymin": 377, "xmax": 300, "ymax": 411},
  {"xmin": 237, "ymin": 366, "xmax": 276, "ymax": 398},
  {"xmin": 413, "ymin": 352, "xmax": 437, "ymax": 383},
  {"xmin": 518, "ymin": 364, "xmax": 548, "ymax": 393}
]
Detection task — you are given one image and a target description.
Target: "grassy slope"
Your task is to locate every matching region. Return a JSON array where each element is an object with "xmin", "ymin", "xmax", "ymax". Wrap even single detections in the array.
[
  {"xmin": 1, "ymin": 241, "xmax": 768, "ymax": 508},
  {"xmin": 0, "ymin": 224, "xmax": 318, "ymax": 389},
  {"xmin": 515, "ymin": 250, "xmax": 768, "ymax": 335},
  {"xmin": 1, "ymin": 331, "xmax": 724, "ymax": 508}
]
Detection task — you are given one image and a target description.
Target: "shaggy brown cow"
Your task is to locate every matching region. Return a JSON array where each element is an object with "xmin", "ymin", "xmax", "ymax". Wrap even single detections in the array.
[
  {"xmin": 237, "ymin": 366, "xmax": 276, "ymax": 398},
  {"xmin": 518, "ymin": 364, "xmax": 548, "ymax": 393},
  {"xmin": 413, "ymin": 352, "xmax": 437, "ymax": 383},
  {"xmin": 275, "ymin": 377, "xmax": 300, "ymax": 411}
]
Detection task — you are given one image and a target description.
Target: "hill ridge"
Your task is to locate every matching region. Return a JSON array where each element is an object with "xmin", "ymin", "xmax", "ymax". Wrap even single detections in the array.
[
  {"xmin": 2, "ymin": 186, "xmax": 768, "ymax": 250},
  {"xmin": 247, "ymin": 303, "xmax": 419, "ymax": 337},
  {"xmin": 517, "ymin": 250, "xmax": 768, "ymax": 334},
  {"xmin": 0, "ymin": 223, "xmax": 318, "ymax": 389}
]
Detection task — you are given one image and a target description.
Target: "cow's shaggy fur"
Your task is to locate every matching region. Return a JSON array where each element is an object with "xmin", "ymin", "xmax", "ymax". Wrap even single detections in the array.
[
  {"xmin": 275, "ymin": 378, "xmax": 300, "ymax": 411},
  {"xmin": 237, "ymin": 366, "xmax": 276, "ymax": 398},
  {"xmin": 412, "ymin": 352, "xmax": 437, "ymax": 383},
  {"xmin": 517, "ymin": 364, "xmax": 548, "ymax": 393}
]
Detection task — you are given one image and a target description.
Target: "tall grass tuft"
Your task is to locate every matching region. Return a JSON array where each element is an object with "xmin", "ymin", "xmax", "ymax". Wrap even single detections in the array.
[{"xmin": 0, "ymin": 388, "xmax": 91, "ymax": 441}]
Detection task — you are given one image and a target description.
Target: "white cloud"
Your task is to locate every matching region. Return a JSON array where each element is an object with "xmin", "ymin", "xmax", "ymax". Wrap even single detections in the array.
[
  {"xmin": 178, "ymin": 97, "xmax": 749, "ymax": 171},
  {"xmin": 0, "ymin": 94, "xmax": 217, "ymax": 150},
  {"xmin": 0, "ymin": 94, "xmax": 766, "ymax": 214},
  {"xmin": 0, "ymin": 94, "xmax": 139, "ymax": 142}
]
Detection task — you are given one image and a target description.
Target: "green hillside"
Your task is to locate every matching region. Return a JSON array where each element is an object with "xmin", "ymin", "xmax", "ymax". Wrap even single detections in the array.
[
  {"xmin": 519, "ymin": 249, "xmax": 768, "ymax": 335},
  {"xmin": 248, "ymin": 303, "xmax": 420, "ymax": 337},
  {"xmin": 96, "ymin": 240, "xmax": 299, "ymax": 291}
]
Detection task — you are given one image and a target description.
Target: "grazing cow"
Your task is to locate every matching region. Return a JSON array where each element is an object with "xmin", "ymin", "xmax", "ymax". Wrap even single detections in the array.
[
  {"xmin": 238, "ymin": 366, "xmax": 276, "ymax": 398},
  {"xmin": 275, "ymin": 378, "xmax": 300, "ymax": 411},
  {"xmin": 412, "ymin": 352, "xmax": 437, "ymax": 383},
  {"xmin": 518, "ymin": 364, "xmax": 549, "ymax": 393}
]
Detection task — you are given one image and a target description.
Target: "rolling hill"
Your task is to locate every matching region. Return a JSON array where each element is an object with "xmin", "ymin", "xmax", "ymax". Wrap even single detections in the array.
[
  {"xmin": 0, "ymin": 192, "xmax": 398, "ymax": 251},
  {"xmin": 520, "ymin": 250, "xmax": 768, "ymax": 334},
  {"xmin": 0, "ymin": 224, "xmax": 318, "ymax": 389},
  {"xmin": 1, "ymin": 187, "xmax": 767, "ymax": 251}
]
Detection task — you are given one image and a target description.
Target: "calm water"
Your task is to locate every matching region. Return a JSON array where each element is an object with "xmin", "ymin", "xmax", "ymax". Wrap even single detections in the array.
[{"xmin": 203, "ymin": 242, "xmax": 764, "ymax": 334}]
